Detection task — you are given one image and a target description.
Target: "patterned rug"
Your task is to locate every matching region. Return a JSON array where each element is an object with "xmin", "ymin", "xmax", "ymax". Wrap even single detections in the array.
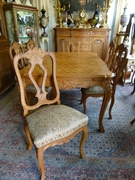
[{"xmin": 0, "ymin": 84, "xmax": 135, "ymax": 180}]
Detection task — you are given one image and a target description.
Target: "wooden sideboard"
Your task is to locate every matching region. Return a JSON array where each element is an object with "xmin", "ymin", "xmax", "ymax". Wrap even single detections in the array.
[
  {"xmin": 54, "ymin": 28, "xmax": 110, "ymax": 60},
  {"xmin": 0, "ymin": 36, "xmax": 16, "ymax": 95}
]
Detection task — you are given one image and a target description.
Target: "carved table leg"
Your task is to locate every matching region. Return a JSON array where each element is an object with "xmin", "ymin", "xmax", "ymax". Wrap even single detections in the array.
[
  {"xmin": 130, "ymin": 118, "xmax": 135, "ymax": 125},
  {"xmin": 98, "ymin": 79, "xmax": 112, "ymax": 133},
  {"xmin": 131, "ymin": 78, "xmax": 135, "ymax": 94}
]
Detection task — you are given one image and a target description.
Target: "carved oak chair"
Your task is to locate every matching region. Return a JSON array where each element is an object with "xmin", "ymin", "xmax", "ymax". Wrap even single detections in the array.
[
  {"xmin": 104, "ymin": 40, "xmax": 116, "ymax": 71},
  {"xmin": 81, "ymin": 43, "xmax": 128, "ymax": 119},
  {"xmin": 9, "ymin": 41, "xmax": 27, "ymax": 70},
  {"xmin": 26, "ymin": 38, "xmax": 36, "ymax": 49},
  {"xmin": 13, "ymin": 47, "xmax": 88, "ymax": 180}
]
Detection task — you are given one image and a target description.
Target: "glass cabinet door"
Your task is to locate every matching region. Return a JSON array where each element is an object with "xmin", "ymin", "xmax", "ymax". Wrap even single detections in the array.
[
  {"xmin": 3, "ymin": 4, "xmax": 40, "ymax": 47},
  {"xmin": 16, "ymin": 10, "xmax": 38, "ymax": 45},
  {"xmin": 4, "ymin": 10, "xmax": 15, "ymax": 42},
  {"xmin": 0, "ymin": 1, "xmax": 7, "ymax": 37}
]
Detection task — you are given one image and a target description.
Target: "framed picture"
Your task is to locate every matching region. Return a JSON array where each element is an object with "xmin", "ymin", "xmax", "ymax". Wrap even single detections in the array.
[{"xmin": 60, "ymin": 0, "xmax": 104, "ymax": 13}]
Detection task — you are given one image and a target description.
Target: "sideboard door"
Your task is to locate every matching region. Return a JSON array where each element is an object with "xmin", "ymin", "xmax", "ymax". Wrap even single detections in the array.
[{"xmin": 91, "ymin": 38, "xmax": 105, "ymax": 59}]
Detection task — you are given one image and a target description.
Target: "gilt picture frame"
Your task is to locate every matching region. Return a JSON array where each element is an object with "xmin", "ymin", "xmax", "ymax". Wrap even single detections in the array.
[{"xmin": 59, "ymin": 0, "xmax": 104, "ymax": 12}]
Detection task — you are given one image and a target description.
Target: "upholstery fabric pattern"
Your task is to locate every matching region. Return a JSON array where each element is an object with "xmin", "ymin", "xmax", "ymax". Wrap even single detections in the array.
[
  {"xmin": 26, "ymin": 84, "xmax": 52, "ymax": 93},
  {"xmin": 84, "ymin": 86, "xmax": 104, "ymax": 94},
  {"xmin": 26, "ymin": 105, "xmax": 88, "ymax": 148}
]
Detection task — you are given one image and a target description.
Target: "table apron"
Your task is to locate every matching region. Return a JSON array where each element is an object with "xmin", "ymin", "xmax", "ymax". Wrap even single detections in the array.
[{"xmin": 22, "ymin": 75, "xmax": 111, "ymax": 90}]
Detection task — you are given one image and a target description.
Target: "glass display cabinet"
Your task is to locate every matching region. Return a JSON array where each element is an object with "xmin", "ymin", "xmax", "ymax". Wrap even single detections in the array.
[{"xmin": 3, "ymin": 3, "xmax": 40, "ymax": 47}]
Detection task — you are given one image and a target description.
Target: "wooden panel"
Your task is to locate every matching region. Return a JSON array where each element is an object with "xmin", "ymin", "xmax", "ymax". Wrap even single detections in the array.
[
  {"xmin": 91, "ymin": 38, "xmax": 105, "ymax": 58},
  {"xmin": 0, "ymin": 36, "xmax": 16, "ymax": 95}
]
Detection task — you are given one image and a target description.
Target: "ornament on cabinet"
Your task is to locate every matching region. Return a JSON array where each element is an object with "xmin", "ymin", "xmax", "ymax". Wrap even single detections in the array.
[
  {"xmin": 25, "ymin": 0, "xmax": 32, "ymax": 6},
  {"xmin": 40, "ymin": 8, "xmax": 49, "ymax": 37},
  {"xmin": 120, "ymin": 4, "xmax": 129, "ymax": 33},
  {"xmin": 92, "ymin": 3, "xmax": 99, "ymax": 27},
  {"xmin": 78, "ymin": 8, "xmax": 87, "ymax": 27},
  {"xmin": 66, "ymin": 3, "xmax": 74, "ymax": 27}
]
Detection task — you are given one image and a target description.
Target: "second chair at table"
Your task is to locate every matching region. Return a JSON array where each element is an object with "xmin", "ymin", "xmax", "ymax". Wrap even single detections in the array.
[
  {"xmin": 104, "ymin": 40, "xmax": 116, "ymax": 71},
  {"xmin": 81, "ymin": 43, "xmax": 128, "ymax": 120},
  {"xmin": 9, "ymin": 41, "xmax": 27, "ymax": 71},
  {"xmin": 26, "ymin": 38, "xmax": 36, "ymax": 49}
]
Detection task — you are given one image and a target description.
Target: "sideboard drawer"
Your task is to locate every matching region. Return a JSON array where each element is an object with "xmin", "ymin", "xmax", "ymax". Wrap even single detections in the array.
[
  {"xmin": 70, "ymin": 37, "xmax": 92, "ymax": 43},
  {"xmin": 92, "ymin": 30, "xmax": 109, "ymax": 37},
  {"xmin": 71, "ymin": 29, "xmax": 92, "ymax": 37},
  {"xmin": 55, "ymin": 30, "xmax": 70, "ymax": 37},
  {"xmin": 80, "ymin": 44, "xmax": 91, "ymax": 51}
]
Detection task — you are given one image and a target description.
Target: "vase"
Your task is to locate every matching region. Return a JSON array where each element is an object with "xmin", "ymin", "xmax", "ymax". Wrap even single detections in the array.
[
  {"xmin": 120, "ymin": 4, "xmax": 129, "ymax": 32},
  {"xmin": 25, "ymin": 0, "xmax": 32, "ymax": 6},
  {"xmin": 40, "ymin": 8, "xmax": 49, "ymax": 37},
  {"xmin": 92, "ymin": 3, "xmax": 99, "ymax": 28}
]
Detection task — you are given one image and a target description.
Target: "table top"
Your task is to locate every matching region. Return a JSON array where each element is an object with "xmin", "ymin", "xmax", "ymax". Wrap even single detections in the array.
[
  {"xmin": 54, "ymin": 52, "xmax": 112, "ymax": 77},
  {"xmin": 20, "ymin": 52, "xmax": 112, "ymax": 89}
]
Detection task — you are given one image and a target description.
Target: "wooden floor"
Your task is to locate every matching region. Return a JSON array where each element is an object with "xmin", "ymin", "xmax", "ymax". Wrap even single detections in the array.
[{"xmin": 0, "ymin": 85, "xmax": 18, "ymax": 110}]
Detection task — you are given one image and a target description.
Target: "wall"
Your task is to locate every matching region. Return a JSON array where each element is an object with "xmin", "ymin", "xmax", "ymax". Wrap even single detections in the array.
[{"xmin": 107, "ymin": 0, "xmax": 117, "ymax": 41}]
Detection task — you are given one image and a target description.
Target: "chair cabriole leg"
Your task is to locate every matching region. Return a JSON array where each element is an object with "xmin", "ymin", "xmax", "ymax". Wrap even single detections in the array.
[
  {"xmin": 24, "ymin": 121, "xmax": 33, "ymax": 150},
  {"xmin": 80, "ymin": 126, "xmax": 88, "ymax": 159},
  {"xmin": 37, "ymin": 147, "xmax": 45, "ymax": 180},
  {"xmin": 108, "ymin": 90, "xmax": 115, "ymax": 119}
]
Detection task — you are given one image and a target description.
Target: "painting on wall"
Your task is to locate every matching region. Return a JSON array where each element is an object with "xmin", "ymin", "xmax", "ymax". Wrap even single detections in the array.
[{"xmin": 59, "ymin": 0, "xmax": 104, "ymax": 13}]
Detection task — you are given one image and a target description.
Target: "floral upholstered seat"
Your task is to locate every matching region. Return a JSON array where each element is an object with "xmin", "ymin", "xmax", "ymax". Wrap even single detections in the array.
[{"xmin": 26, "ymin": 105, "xmax": 88, "ymax": 148}]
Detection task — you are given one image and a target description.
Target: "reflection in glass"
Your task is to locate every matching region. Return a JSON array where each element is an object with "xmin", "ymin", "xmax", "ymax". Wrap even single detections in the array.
[{"xmin": 0, "ymin": 15, "xmax": 3, "ymax": 35}]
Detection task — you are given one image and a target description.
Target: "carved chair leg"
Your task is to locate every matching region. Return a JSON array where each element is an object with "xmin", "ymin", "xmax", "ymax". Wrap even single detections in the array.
[
  {"xmin": 24, "ymin": 121, "xmax": 33, "ymax": 150},
  {"xmin": 130, "ymin": 118, "xmax": 135, "ymax": 125},
  {"xmin": 80, "ymin": 95, "xmax": 83, "ymax": 104},
  {"xmin": 131, "ymin": 70, "xmax": 135, "ymax": 85},
  {"xmin": 82, "ymin": 95, "xmax": 87, "ymax": 114},
  {"xmin": 108, "ymin": 91, "xmax": 115, "ymax": 119},
  {"xmin": 131, "ymin": 78, "xmax": 135, "ymax": 94},
  {"xmin": 80, "ymin": 126, "xmax": 88, "ymax": 159},
  {"xmin": 37, "ymin": 147, "xmax": 45, "ymax": 180},
  {"xmin": 80, "ymin": 88, "xmax": 84, "ymax": 104}
]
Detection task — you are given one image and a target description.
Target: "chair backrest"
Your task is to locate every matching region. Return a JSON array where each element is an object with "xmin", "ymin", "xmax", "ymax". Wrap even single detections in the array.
[
  {"xmin": 9, "ymin": 41, "xmax": 27, "ymax": 69},
  {"xmin": 60, "ymin": 39, "xmax": 80, "ymax": 52},
  {"xmin": 112, "ymin": 43, "xmax": 128, "ymax": 85},
  {"xmin": 13, "ymin": 47, "xmax": 60, "ymax": 116},
  {"xmin": 104, "ymin": 40, "xmax": 116, "ymax": 71},
  {"xmin": 26, "ymin": 38, "xmax": 36, "ymax": 50}
]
